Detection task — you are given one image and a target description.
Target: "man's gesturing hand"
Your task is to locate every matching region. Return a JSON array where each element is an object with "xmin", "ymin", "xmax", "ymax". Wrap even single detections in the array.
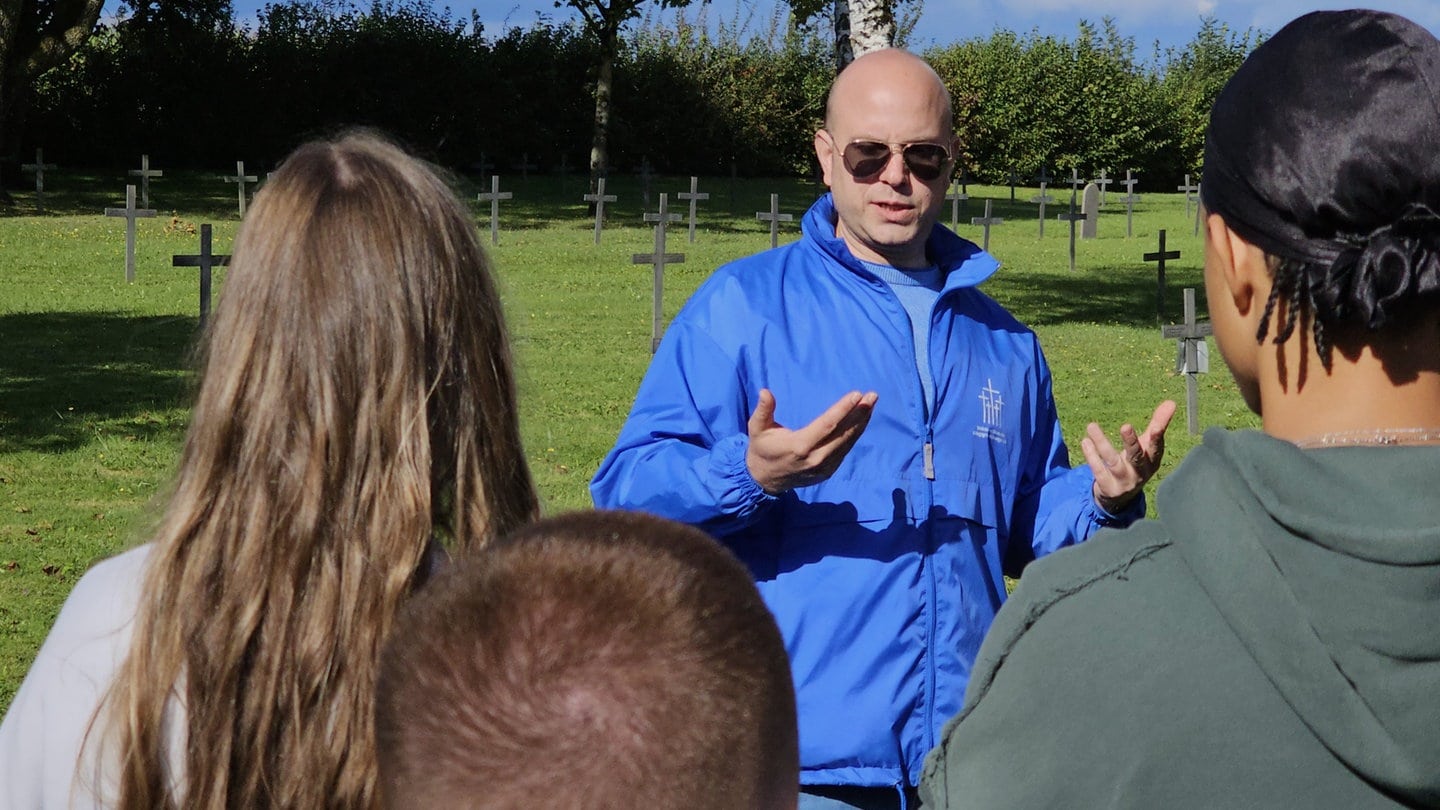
[
  {"xmin": 746, "ymin": 388, "xmax": 879, "ymax": 494},
  {"xmin": 1081, "ymin": 399, "xmax": 1176, "ymax": 515}
]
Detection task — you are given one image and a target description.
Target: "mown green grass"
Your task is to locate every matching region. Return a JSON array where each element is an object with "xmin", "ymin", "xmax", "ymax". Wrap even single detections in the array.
[{"xmin": 0, "ymin": 169, "xmax": 1260, "ymax": 707}]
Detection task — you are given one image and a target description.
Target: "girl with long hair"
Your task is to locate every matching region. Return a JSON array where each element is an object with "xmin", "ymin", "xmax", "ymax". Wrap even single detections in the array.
[{"xmin": 0, "ymin": 131, "xmax": 539, "ymax": 808}]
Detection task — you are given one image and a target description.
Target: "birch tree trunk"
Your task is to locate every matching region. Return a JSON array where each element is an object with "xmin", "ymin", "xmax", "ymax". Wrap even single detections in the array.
[
  {"xmin": 588, "ymin": 24, "xmax": 618, "ymax": 195},
  {"xmin": 846, "ymin": 0, "xmax": 894, "ymax": 60},
  {"xmin": 832, "ymin": 0, "xmax": 852, "ymax": 70}
]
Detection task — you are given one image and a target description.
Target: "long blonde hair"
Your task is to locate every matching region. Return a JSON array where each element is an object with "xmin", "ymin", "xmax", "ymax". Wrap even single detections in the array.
[{"xmin": 99, "ymin": 132, "xmax": 539, "ymax": 808}]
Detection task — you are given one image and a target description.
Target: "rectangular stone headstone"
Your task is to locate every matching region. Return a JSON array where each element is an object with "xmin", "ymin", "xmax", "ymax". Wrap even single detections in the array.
[{"xmin": 1081, "ymin": 182, "xmax": 1100, "ymax": 239}]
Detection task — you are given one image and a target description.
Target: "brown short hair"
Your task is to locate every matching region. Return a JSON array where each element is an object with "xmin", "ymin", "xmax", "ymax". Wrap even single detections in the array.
[{"xmin": 375, "ymin": 510, "xmax": 798, "ymax": 809}]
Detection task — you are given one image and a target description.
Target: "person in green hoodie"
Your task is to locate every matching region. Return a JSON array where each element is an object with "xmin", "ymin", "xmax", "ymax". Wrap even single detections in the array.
[{"xmin": 918, "ymin": 9, "xmax": 1440, "ymax": 809}]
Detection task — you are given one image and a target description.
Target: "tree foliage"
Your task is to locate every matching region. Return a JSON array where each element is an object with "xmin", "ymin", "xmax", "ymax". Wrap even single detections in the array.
[
  {"xmin": 17, "ymin": 5, "xmax": 1259, "ymax": 192},
  {"xmin": 1157, "ymin": 17, "xmax": 1261, "ymax": 175},
  {"xmin": 0, "ymin": 0, "xmax": 104, "ymax": 176}
]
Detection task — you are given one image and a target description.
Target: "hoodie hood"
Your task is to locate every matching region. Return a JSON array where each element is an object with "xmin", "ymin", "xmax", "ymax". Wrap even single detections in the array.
[{"xmin": 1163, "ymin": 428, "xmax": 1440, "ymax": 804}]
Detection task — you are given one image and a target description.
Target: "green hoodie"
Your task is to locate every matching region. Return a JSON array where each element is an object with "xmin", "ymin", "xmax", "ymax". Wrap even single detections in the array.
[{"xmin": 920, "ymin": 429, "xmax": 1440, "ymax": 809}]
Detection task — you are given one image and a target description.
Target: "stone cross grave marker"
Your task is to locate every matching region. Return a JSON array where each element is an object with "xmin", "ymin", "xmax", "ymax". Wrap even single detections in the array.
[
  {"xmin": 970, "ymin": 199, "xmax": 1004, "ymax": 251},
  {"xmin": 477, "ymin": 175, "xmax": 512, "ymax": 246},
  {"xmin": 1177, "ymin": 173, "xmax": 1199, "ymax": 219},
  {"xmin": 1035, "ymin": 164, "xmax": 1053, "ymax": 187},
  {"xmin": 959, "ymin": 165, "xmax": 970, "ymax": 196},
  {"xmin": 556, "ymin": 154, "xmax": 570, "ymax": 195},
  {"xmin": 1194, "ymin": 181, "xmax": 1204, "ymax": 236},
  {"xmin": 639, "ymin": 157, "xmax": 654, "ymax": 210},
  {"xmin": 514, "ymin": 153, "xmax": 537, "ymax": 182},
  {"xmin": 1081, "ymin": 182, "xmax": 1100, "ymax": 239},
  {"xmin": 1161, "ymin": 288, "xmax": 1213, "ymax": 435},
  {"xmin": 129, "ymin": 154, "xmax": 163, "ymax": 208},
  {"xmin": 20, "ymin": 148, "xmax": 56, "ymax": 212},
  {"xmin": 729, "ymin": 157, "xmax": 738, "ymax": 213},
  {"xmin": 1067, "ymin": 167, "xmax": 1085, "ymax": 195},
  {"xmin": 633, "ymin": 193, "xmax": 685, "ymax": 353},
  {"xmin": 1094, "ymin": 168, "xmax": 1112, "ymax": 205},
  {"xmin": 1120, "ymin": 170, "xmax": 1141, "ymax": 238},
  {"xmin": 1143, "ymin": 229, "xmax": 1181, "ymax": 321},
  {"xmin": 946, "ymin": 180, "xmax": 969, "ymax": 228},
  {"xmin": 172, "ymin": 223, "xmax": 231, "ymax": 330},
  {"xmin": 677, "ymin": 176, "xmax": 709, "ymax": 244},
  {"xmin": 1006, "ymin": 168, "xmax": 1020, "ymax": 202},
  {"xmin": 224, "ymin": 161, "xmax": 258, "ymax": 218},
  {"xmin": 1056, "ymin": 190, "xmax": 1085, "ymax": 272},
  {"xmin": 1031, "ymin": 183, "xmax": 1053, "ymax": 237},
  {"xmin": 756, "ymin": 193, "xmax": 793, "ymax": 249},
  {"xmin": 104, "ymin": 185, "xmax": 157, "ymax": 283},
  {"xmin": 584, "ymin": 178, "xmax": 617, "ymax": 246},
  {"xmin": 473, "ymin": 152, "xmax": 495, "ymax": 180}
]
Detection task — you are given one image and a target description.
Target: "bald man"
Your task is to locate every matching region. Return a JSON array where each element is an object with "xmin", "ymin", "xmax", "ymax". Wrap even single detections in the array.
[{"xmin": 592, "ymin": 49, "xmax": 1172, "ymax": 809}]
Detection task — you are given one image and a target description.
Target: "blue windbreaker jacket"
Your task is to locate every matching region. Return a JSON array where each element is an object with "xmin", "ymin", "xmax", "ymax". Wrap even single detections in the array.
[{"xmin": 590, "ymin": 193, "xmax": 1138, "ymax": 788}]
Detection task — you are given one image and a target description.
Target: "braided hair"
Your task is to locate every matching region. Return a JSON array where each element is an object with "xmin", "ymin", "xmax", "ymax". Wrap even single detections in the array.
[
  {"xmin": 1256, "ymin": 205, "xmax": 1440, "ymax": 368},
  {"xmin": 1201, "ymin": 10, "xmax": 1440, "ymax": 369}
]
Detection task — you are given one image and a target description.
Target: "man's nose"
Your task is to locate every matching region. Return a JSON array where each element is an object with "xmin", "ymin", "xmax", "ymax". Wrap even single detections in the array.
[{"xmin": 878, "ymin": 147, "xmax": 909, "ymax": 185}]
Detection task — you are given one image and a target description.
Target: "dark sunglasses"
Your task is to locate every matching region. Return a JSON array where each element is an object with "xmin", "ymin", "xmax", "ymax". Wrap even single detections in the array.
[{"xmin": 839, "ymin": 138, "xmax": 953, "ymax": 182}]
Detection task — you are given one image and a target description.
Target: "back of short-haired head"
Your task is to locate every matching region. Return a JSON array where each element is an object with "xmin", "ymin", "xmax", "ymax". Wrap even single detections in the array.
[
  {"xmin": 1201, "ymin": 10, "xmax": 1440, "ymax": 366},
  {"xmin": 375, "ymin": 510, "xmax": 799, "ymax": 810}
]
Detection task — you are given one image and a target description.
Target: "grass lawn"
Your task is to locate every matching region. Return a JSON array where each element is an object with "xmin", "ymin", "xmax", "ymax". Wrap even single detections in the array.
[{"xmin": 0, "ymin": 167, "xmax": 1260, "ymax": 708}]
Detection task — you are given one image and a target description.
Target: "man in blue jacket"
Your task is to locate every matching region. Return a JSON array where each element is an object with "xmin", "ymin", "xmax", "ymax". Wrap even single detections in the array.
[{"xmin": 590, "ymin": 48, "xmax": 1174, "ymax": 809}]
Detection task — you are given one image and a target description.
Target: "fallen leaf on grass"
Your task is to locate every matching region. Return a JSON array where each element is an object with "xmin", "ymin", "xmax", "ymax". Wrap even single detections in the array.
[{"xmin": 3, "ymin": 561, "xmax": 17, "ymax": 571}]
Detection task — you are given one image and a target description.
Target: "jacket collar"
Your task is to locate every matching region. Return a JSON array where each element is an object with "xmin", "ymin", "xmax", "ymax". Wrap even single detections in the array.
[{"xmin": 800, "ymin": 192, "xmax": 1001, "ymax": 290}]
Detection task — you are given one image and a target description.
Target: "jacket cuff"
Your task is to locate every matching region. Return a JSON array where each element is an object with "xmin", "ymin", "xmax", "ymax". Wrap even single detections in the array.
[
  {"xmin": 1092, "ymin": 491, "xmax": 1146, "ymax": 527},
  {"xmin": 710, "ymin": 433, "xmax": 776, "ymax": 520}
]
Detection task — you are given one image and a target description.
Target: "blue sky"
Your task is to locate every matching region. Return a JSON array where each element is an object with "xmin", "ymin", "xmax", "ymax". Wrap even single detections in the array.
[
  {"xmin": 473, "ymin": 0, "xmax": 1440, "ymax": 54},
  {"xmin": 100, "ymin": 0, "xmax": 1440, "ymax": 56}
]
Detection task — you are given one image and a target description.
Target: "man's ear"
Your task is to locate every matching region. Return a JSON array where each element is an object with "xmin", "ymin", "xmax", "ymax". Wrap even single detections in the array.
[
  {"xmin": 1205, "ymin": 212, "xmax": 1262, "ymax": 316},
  {"xmin": 814, "ymin": 130, "xmax": 835, "ymax": 188}
]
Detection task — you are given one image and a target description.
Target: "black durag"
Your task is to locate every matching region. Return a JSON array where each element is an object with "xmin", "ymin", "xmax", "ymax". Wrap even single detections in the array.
[{"xmin": 1202, "ymin": 10, "xmax": 1440, "ymax": 329}]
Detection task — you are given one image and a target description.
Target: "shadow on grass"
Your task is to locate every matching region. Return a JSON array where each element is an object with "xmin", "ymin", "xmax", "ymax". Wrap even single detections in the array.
[
  {"xmin": 0, "ymin": 312, "xmax": 197, "ymax": 453},
  {"xmin": 2, "ymin": 169, "xmax": 270, "ymax": 220},
  {"xmin": 458, "ymin": 174, "xmax": 829, "ymax": 235},
  {"xmin": 986, "ymin": 262, "xmax": 1208, "ymax": 329}
]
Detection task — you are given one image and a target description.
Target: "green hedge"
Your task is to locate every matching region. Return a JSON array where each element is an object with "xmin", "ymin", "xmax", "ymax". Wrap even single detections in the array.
[{"xmin": 19, "ymin": 2, "xmax": 1257, "ymax": 190}]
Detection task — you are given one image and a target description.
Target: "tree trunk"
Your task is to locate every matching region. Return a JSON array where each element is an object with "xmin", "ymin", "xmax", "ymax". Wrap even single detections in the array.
[
  {"xmin": 0, "ymin": 0, "xmax": 104, "ymax": 198},
  {"xmin": 588, "ymin": 25, "xmax": 618, "ymax": 198},
  {"xmin": 832, "ymin": 0, "xmax": 852, "ymax": 72},
  {"xmin": 846, "ymin": 0, "xmax": 894, "ymax": 60}
]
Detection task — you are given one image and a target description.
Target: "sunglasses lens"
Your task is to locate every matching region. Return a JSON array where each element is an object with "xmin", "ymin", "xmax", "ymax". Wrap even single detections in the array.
[
  {"xmin": 903, "ymin": 144, "xmax": 950, "ymax": 181},
  {"xmin": 843, "ymin": 141, "xmax": 892, "ymax": 178},
  {"xmin": 840, "ymin": 140, "xmax": 950, "ymax": 181}
]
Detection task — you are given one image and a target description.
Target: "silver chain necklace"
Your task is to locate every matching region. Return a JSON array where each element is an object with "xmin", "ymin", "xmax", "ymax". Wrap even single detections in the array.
[{"xmin": 1293, "ymin": 426, "xmax": 1440, "ymax": 448}]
